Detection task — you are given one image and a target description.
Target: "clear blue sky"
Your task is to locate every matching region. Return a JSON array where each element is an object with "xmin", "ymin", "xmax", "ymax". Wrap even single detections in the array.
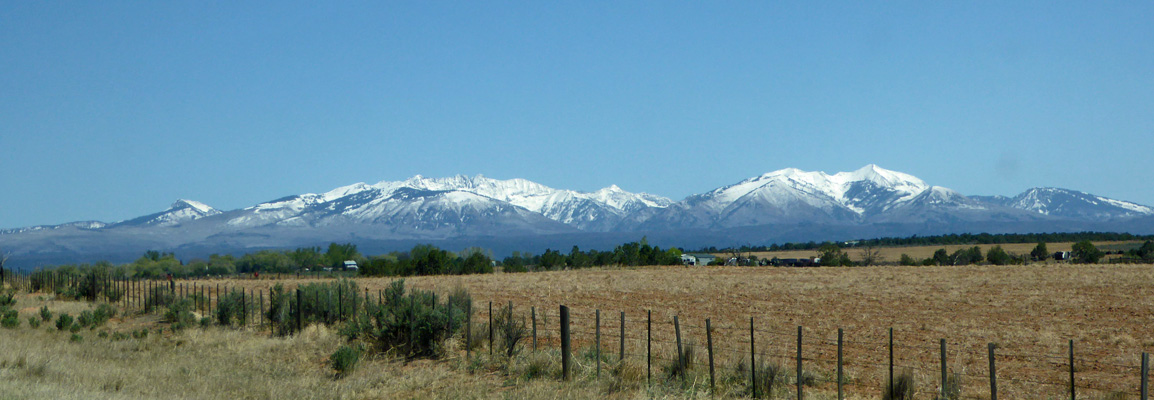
[{"xmin": 2, "ymin": 2, "xmax": 1152, "ymax": 229}]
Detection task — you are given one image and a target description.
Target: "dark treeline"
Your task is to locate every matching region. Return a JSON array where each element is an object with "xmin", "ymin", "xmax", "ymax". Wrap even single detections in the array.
[
  {"xmin": 500, "ymin": 239, "xmax": 683, "ymax": 272},
  {"xmin": 695, "ymin": 231, "xmax": 1154, "ymax": 254}
]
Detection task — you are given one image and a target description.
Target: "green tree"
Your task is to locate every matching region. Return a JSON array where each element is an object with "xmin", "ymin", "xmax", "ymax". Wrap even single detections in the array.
[
  {"xmin": 932, "ymin": 248, "xmax": 949, "ymax": 265},
  {"xmin": 899, "ymin": 254, "xmax": 917, "ymax": 266},
  {"xmin": 1072, "ymin": 241, "xmax": 1103, "ymax": 264},
  {"xmin": 1030, "ymin": 242, "xmax": 1049, "ymax": 262},
  {"xmin": 290, "ymin": 247, "xmax": 323, "ymax": 271},
  {"xmin": 986, "ymin": 246, "xmax": 1011, "ymax": 265},
  {"xmin": 325, "ymin": 243, "xmax": 360, "ymax": 268},
  {"xmin": 817, "ymin": 243, "xmax": 851, "ymax": 266}
]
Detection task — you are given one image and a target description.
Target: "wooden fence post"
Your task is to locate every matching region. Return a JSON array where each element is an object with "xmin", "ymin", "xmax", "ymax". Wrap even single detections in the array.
[
  {"xmin": 889, "ymin": 327, "xmax": 895, "ymax": 396},
  {"xmin": 751, "ymin": 316, "xmax": 757, "ymax": 399},
  {"xmin": 561, "ymin": 305, "xmax": 571, "ymax": 381},
  {"xmin": 295, "ymin": 288, "xmax": 302, "ymax": 333},
  {"xmin": 941, "ymin": 339, "xmax": 948, "ymax": 400},
  {"xmin": 838, "ymin": 328, "xmax": 844, "ymax": 400},
  {"xmin": 620, "ymin": 311, "xmax": 625, "ymax": 364},
  {"xmin": 1142, "ymin": 352, "xmax": 1149, "ymax": 400},
  {"xmin": 988, "ymin": 343, "xmax": 998, "ymax": 400},
  {"xmin": 260, "ymin": 291, "xmax": 265, "ymax": 328},
  {"xmin": 466, "ymin": 301, "xmax": 472, "ymax": 360},
  {"xmin": 488, "ymin": 301, "xmax": 493, "ymax": 356},
  {"xmin": 531, "ymin": 306, "xmax": 537, "ymax": 351},
  {"xmin": 796, "ymin": 326, "xmax": 803, "ymax": 400},
  {"xmin": 674, "ymin": 315, "xmax": 685, "ymax": 387},
  {"xmin": 647, "ymin": 309, "xmax": 652, "ymax": 386},
  {"xmin": 706, "ymin": 318, "xmax": 715, "ymax": 396},
  {"xmin": 596, "ymin": 309, "xmax": 602, "ymax": 378},
  {"xmin": 1070, "ymin": 339, "xmax": 1075, "ymax": 400}
]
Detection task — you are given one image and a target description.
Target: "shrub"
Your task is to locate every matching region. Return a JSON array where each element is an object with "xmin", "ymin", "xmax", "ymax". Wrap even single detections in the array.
[
  {"xmin": 132, "ymin": 328, "xmax": 149, "ymax": 339},
  {"xmin": 340, "ymin": 279, "xmax": 467, "ymax": 359},
  {"xmin": 77, "ymin": 310, "xmax": 96, "ymax": 328},
  {"xmin": 199, "ymin": 317, "xmax": 212, "ymax": 328},
  {"xmin": 39, "ymin": 306, "xmax": 52, "ymax": 322},
  {"xmin": 56, "ymin": 313, "xmax": 74, "ymax": 331},
  {"xmin": 494, "ymin": 303, "xmax": 527, "ymax": 357},
  {"xmin": 215, "ymin": 289, "xmax": 253, "ymax": 327},
  {"xmin": 883, "ymin": 370, "xmax": 915, "ymax": 400},
  {"xmin": 144, "ymin": 286, "xmax": 176, "ymax": 312},
  {"xmin": 70, "ymin": 333, "xmax": 83, "ymax": 342},
  {"xmin": 165, "ymin": 299, "xmax": 196, "ymax": 330},
  {"xmin": 269, "ymin": 279, "xmax": 360, "ymax": 336},
  {"xmin": 69, "ymin": 322, "xmax": 81, "ymax": 333},
  {"xmin": 93, "ymin": 303, "xmax": 116, "ymax": 324},
  {"xmin": 97, "ymin": 331, "xmax": 109, "ymax": 339},
  {"xmin": 28, "ymin": 317, "xmax": 41, "ymax": 329},
  {"xmin": 112, "ymin": 332, "xmax": 130, "ymax": 341},
  {"xmin": 1, "ymin": 309, "xmax": 20, "ymax": 329},
  {"xmin": 330, "ymin": 344, "xmax": 363, "ymax": 377},
  {"xmin": 0, "ymin": 289, "xmax": 15, "ymax": 307}
]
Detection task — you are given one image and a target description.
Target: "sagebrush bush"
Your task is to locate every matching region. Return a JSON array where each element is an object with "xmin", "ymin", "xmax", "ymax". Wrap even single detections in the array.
[
  {"xmin": 165, "ymin": 299, "xmax": 196, "ymax": 330},
  {"xmin": 268, "ymin": 280, "xmax": 360, "ymax": 336},
  {"xmin": 144, "ymin": 286, "xmax": 175, "ymax": 312},
  {"xmin": 215, "ymin": 289, "xmax": 253, "ymax": 327},
  {"xmin": 340, "ymin": 279, "xmax": 466, "ymax": 359},
  {"xmin": 330, "ymin": 344, "xmax": 363, "ymax": 377}
]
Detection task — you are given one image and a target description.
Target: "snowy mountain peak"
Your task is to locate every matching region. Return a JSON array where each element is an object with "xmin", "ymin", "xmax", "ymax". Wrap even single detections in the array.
[
  {"xmin": 1002, "ymin": 187, "xmax": 1154, "ymax": 219},
  {"xmin": 171, "ymin": 199, "xmax": 218, "ymax": 214}
]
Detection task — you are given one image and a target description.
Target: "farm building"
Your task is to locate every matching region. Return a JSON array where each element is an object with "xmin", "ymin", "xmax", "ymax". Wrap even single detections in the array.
[{"xmin": 681, "ymin": 253, "xmax": 717, "ymax": 266}]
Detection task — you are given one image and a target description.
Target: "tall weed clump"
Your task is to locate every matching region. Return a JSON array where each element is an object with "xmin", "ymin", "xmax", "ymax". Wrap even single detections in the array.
[{"xmin": 341, "ymin": 279, "xmax": 467, "ymax": 359}]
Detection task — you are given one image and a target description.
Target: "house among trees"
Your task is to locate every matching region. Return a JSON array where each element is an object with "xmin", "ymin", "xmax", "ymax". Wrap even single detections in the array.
[
  {"xmin": 343, "ymin": 260, "xmax": 359, "ymax": 270},
  {"xmin": 681, "ymin": 253, "xmax": 717, "ymax": 266}
]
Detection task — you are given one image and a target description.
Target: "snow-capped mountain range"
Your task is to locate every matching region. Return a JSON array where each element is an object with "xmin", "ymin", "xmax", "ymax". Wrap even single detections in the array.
[{"xmin": 3, "ymin": 165, "xmax": 1152, "ymax": 268}]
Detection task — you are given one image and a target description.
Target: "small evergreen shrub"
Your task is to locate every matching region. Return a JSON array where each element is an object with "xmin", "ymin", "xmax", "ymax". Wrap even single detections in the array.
[
  {"xmin": 28, "ymin": 316, "xmax": 41, "ymax": 329},
  {"xmin": 70, "ymin": 333, "xmax": 83, "ymax": 342},
  {"xmin": 55, "ymin": 313, "xmax": 74, "ymax": 331},
  {"xmin": 330, "ymin": 344, "xmax": 363, "ymax": 377},
  {"xmin": 132, "ymin": 328, "xmax": 149, "ymax": 339},
  {"xmin": 39, "ymin": 306, "xmax": 52, "ymax": 322},
  {"xmin": 1, "ymin": 309, "xmax": 20, "ymax": 329},
  {"xmin": 77, "ymin": 310, "xmax": 96, "ymax": 328},
  {"xmin": 199, "ymin": 317, "xmax": 212, "ymax": 328},
  {"xmin": 69, "ymin": 322, "xmax": 81, "ymax": 333},
  {"xmin": 98, "ymin": 331, "xmax": 109, "ymax": 339}
]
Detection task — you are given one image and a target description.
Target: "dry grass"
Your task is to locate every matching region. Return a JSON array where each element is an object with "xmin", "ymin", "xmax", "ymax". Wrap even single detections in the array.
[{"xmin": 6, "ymin": 261, "xmax": 1154, "ymax": 399}]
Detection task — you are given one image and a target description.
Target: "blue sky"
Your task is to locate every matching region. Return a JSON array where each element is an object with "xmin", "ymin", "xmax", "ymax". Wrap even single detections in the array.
[{"xmin": 2, "ymin": 2, "xmax": 1152, "ymax": 229}]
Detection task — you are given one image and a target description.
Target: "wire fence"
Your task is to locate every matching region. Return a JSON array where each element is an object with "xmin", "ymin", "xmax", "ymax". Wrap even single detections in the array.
[{"xmin": 3, "ymin": 270, "xmax": 1151, "ymax": 399}]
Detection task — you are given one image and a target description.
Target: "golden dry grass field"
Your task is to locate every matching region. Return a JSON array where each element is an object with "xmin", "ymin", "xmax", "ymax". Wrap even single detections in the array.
[{"xmin": 4, "ymin": 262, "xmax": 1154, "ymax": 399}]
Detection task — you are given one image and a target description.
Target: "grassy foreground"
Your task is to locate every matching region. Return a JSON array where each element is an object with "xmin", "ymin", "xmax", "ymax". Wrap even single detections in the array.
[{"xmin": 0, "ymin": 290, "xmax": 811, "ymax": 400}]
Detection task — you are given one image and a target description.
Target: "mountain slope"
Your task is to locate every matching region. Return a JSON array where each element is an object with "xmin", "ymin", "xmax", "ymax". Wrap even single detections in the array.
[{"xmin": 975, "ymin": 188, "xmax": 1154, "ymax": 220}]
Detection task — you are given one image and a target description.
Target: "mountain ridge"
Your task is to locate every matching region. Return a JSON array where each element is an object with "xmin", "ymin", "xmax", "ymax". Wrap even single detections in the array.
[{"xmin": 3, "ymin": 166, "xmax": 1153, "ymax": 268}]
